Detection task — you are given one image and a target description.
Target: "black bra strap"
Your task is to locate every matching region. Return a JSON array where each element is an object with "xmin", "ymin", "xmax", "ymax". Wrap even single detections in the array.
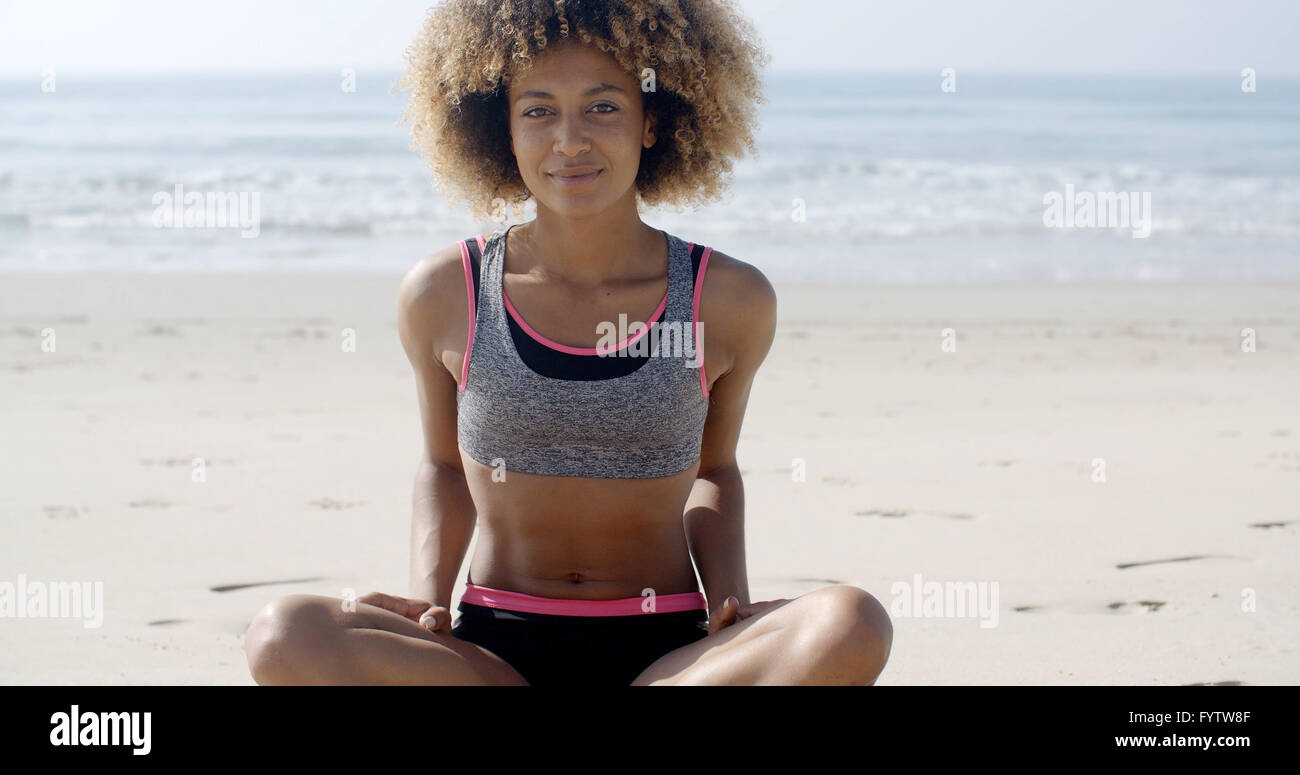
[
  {"xmin": 689, "ymin": 243, "xmax": 705, "ymax": 287},
  {"xmin": 464, "ymin": 237, "xmax": 483, "ymax": 310}
]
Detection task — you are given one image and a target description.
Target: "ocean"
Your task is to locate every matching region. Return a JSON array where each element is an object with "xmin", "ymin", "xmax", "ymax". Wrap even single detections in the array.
[{"xmin": 2, "ymin": 69, "xmax": 1297, "ymax": 283}]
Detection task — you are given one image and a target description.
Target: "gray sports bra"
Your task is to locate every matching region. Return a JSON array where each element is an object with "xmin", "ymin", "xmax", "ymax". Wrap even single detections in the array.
[{"xmin": 454, "ymin": 224, "xmax": 713, "ymax": 478}]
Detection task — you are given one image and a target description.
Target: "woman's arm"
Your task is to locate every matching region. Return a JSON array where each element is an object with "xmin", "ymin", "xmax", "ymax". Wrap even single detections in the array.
[
  {"xmin": 398, "ymin": 245, "xmax": 476, "ymax": 608},
  {"xmin": 409, "ymin": 457, "xmax": 475, "ymax": 608},
  {"xmin": 685, "ymin": 463, "xmax": 749, "ymax": 608},
  {"xmin": 685, "ymin": 253, "xmax": 778, "ymax": 611}
]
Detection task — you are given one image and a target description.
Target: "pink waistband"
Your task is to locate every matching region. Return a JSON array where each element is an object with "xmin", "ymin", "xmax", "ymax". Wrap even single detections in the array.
[{"xmin": 461, "ymin": 583, "xmax": 706, "ymax": 617}]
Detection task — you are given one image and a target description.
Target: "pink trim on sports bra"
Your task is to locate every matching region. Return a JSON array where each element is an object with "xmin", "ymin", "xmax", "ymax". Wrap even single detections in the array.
[
  {"xmin": 503, "ymin": 287, "xmax": 669, "ymax": 357},
  {"xmin": 461, "ymin": 583, "xmax": 707, "ymax": 617},
  {"xmin": 691, "ymin": 245, "xmax": 713, "ymax": 398},
  {"xmin": 457, "ymin": 238, "xmax": 478, "ymax": 392}
]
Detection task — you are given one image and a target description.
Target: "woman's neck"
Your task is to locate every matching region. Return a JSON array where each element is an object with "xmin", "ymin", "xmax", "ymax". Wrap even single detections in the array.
[{"xmin": 515, "ymin": 203, "xmax": 664, "ymax": 290}]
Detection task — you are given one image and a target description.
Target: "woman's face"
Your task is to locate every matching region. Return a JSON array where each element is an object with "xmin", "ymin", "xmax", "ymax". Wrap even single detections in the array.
[{"xmin": 506, "ymin": 38, "xmax": 655, "ymax": 218}]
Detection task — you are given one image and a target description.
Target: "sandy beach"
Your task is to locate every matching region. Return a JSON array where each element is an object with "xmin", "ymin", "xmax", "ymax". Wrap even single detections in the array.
[{"xmin": 1, "ymin": 272, "xmax": 1296, "ymax": 685}]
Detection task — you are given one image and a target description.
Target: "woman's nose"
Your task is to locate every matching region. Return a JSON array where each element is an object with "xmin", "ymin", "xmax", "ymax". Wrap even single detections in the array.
[{"xmin": 553, "ymin": 114, "xmax": 591, "ymax": 156}]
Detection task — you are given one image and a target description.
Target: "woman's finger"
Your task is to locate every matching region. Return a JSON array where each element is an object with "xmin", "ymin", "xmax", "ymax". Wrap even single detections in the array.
[
  {"xmin": 708, "ymin": 595, "xmax": 738, "ymax": 634},
  {"xmin": 418, "ymin": 606, "xmax": 452, "ymax": 632},
  {"xmin": 403, "ymin": 598, "xmax": 434, "ymax": 619},
  {"xmin": 358, "ymin": 592, "xmax": 431, "ymax": 621},
  {"xmin": 357, "ymin": 591, "xmax": 402, "ymax": 612}
]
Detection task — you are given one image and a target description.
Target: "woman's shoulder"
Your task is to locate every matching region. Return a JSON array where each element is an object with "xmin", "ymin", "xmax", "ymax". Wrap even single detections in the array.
[
  {"xmin": 692, "ymin": 245, "xmax": 776, "ymax": 313},
  {"xmin": 399, "ymin": 238, "xmax": 477, "ymax": 309},
  {"xmin": 396, "ymin": 237, "xmax": 483, "ymax": 360},
  {"xmin": 691, "ymin": 245, "xmax": 777, "ymax": 378}
]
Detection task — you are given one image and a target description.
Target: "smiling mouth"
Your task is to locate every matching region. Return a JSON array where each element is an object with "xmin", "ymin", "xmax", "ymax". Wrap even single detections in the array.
[{"xmin": 549, "ymin": 169, "xmax": 602, "ymax": 186}]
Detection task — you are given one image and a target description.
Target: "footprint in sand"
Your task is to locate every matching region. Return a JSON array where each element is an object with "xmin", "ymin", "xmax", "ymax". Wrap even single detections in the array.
[
  {"xmin": 1014, "ymin": 600, "xmax": 1167, "ymax": 614},
  {"xmin": 211, "ymin": 577, "xmax": 325, "ymax": 593},
  {"xmin": 1264, "ymin": 450, "xmax": 1300, "ymax": 472},
  {"xmin": 6, "ymin": 358, "xmax": 83, "ymax": 372},
  {"xmin": 44, "ymin": 505, "xmax": 85, "ymax": 519},
  {"xmin": 281, "ymin": 327, "xmax": 327, "ymax": 340},
  {"xmin": 140, "ymin": 457, "xmax": 192, "ymax": 467},
  {"xmin": 855, "ymin": 508, "xmax": 976, "ymax": 520},
  {"xmin": 128, "ymin": 498, "xmax": 172, "ymax": 509},
  {"xmin": 857, "ymin": 508, "xmax": 908, "ymax": 518},
  {"xmin": 309, "ymin": 498, "xmax": 365, "ymax": 510},
  {"xmin": 1115, "ymin": 555, "xmax": 1225, "ymax": 570},
  {"xmin": 1107, "ymin": 600, "xmax": 1167, "ymax": 614}
]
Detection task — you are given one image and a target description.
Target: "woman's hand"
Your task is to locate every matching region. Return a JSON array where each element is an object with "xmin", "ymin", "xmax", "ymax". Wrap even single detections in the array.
[
  {"xmin": 707, "ymin": 595, "xmax": 791, "ymax": 634},
  {"xmin": 358, "ymin": 592, "xmax": 452, "ymax": 633}
]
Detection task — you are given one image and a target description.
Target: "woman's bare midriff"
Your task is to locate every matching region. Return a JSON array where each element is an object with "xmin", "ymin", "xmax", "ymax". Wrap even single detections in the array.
[{"xmin": 460, "ymin": 451, "xmax": 702, "ymax": 600}]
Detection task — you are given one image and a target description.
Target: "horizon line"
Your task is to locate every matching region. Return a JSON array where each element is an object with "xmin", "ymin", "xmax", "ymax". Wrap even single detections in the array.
[{"xmin": 3, "ymin": 65, "xmax": 1300, "ymax": 79}]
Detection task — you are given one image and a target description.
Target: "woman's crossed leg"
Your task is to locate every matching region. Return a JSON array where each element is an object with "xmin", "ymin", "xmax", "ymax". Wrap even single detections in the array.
[{"xmin": 243, "ymin": 593, "xmax": 528, "ymax": 685}]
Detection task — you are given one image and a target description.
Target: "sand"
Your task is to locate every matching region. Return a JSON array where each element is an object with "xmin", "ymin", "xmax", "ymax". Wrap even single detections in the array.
[{"xmin": 1, "ymin": 272, "xmax": 1296, "ymax": 684}]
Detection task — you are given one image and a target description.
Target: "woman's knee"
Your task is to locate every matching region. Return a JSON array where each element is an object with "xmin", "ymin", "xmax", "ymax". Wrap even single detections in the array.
[
  {"xmin": 243, "ymin": 594, "xmax": 342, "ymax": 685},
  {"xmin": 801, "ymin": 585, "xmax": 893, "ymax": 684}
]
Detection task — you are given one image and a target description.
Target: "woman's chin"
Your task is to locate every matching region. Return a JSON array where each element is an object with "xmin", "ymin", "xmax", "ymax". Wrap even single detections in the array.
[
  {"xmin": 536, "ymin": 195, "xmax": 614, "ymax": 219},
  {"xmin": 532, "ymin": 179, "xmax": 638, "ymax": 219}
]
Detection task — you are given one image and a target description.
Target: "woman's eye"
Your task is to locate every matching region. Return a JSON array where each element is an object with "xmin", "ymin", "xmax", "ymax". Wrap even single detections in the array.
[{"xmin": 522, "ymin": 103, "xmax": 616, "ymax": 118}]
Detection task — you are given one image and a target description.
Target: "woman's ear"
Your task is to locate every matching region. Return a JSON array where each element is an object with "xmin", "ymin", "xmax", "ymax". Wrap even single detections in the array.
[{"xmin": 642, "ymin": 110, "xmax": 657, "ymax": 149}]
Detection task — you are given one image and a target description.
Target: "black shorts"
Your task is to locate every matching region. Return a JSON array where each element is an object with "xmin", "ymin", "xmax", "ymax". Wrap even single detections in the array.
[{"xmin": 449, "ymin": 589, "xmax": 710, "ymax": 686}]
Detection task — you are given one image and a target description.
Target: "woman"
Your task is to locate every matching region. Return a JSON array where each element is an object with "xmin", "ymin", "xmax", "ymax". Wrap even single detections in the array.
[{"xmin": 243, "ymin": 0, "xmax": 892, "ymax": 685}]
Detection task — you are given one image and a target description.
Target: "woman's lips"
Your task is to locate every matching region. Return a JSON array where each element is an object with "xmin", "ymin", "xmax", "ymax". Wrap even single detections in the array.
[{"xmin": 549, "ymin": 169, "xmax": 602, "ymax": 187}]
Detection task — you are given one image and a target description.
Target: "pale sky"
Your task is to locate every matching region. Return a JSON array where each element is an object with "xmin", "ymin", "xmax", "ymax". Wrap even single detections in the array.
[{"xmin": 1, "ymin": 0, "xmax": 1297, "ymax": 76}]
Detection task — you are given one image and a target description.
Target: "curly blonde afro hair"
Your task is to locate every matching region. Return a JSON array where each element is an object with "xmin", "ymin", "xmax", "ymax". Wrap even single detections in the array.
[{"xmin": 398, "ymin": 0, "xmax": 769, "ymax": 220}]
